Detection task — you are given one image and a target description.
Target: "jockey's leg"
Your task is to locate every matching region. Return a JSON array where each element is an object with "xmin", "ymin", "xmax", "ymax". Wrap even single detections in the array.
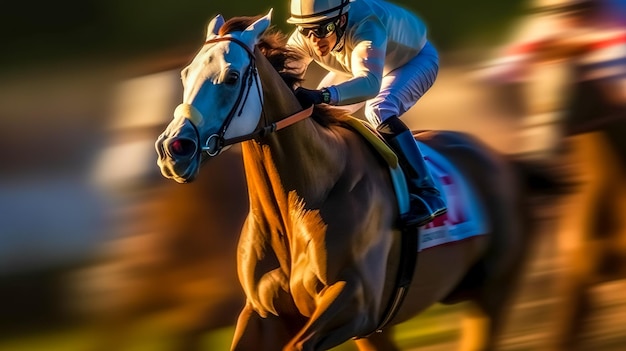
[
  {"xmin": 377, "ymin": 116, "xmax": 447, "ymax": 226},
  {"xmin": 365, "ymin": 42, "xmax": 444, "ymax": 226}
]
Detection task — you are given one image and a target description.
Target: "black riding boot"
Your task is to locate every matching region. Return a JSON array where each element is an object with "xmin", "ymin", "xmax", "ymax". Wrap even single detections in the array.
[{"xmin": 377, "ymin": 116, "xmax": 447, "ymax": 226}]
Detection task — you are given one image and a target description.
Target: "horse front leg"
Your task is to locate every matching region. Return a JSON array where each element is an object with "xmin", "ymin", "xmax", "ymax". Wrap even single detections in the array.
[
  {"xmin": 231, "ymin": 303, "xmax": 305, "ymax": 351},
  {"xmin": 353, "ymin": 329, "xmax": 400, "ymax": 351},
  {"xmin": 285, "ymin": 279, "xmax": 377, "ymax": 351}
]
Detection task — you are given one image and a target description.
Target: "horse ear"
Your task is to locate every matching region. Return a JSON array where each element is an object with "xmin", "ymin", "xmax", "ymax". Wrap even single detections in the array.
[
  {"xmin": 206, "ymin": 14, "xmax": 225, "ymax": 40},
  {"xmin": 239, "ymin": 9, "xmax": 273, "ymax": 47}
]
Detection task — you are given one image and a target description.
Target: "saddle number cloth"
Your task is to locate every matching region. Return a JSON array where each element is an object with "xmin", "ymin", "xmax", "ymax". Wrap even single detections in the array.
[{"xmin": 417, "ymin": 142, "xmax": 490, "ymax": 251}]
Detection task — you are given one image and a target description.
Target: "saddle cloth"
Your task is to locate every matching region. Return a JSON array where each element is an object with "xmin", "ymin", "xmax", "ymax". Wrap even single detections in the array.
[{"xmin": 345, "ymin": 117, "xmax": 489, "ymax": 251}]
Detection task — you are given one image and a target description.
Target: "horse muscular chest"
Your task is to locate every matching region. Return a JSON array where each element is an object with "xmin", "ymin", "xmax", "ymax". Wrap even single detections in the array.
[
  {"xmin": 241, "ymin": 152, "xmax": 377, "ymax": 317},
  {"xmin": 242, "ymin": 188, "xmax": 335, "ymax": 317}
]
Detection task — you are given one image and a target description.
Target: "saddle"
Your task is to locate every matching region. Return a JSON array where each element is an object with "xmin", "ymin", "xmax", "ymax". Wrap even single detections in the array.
[
  {"xmin": 344, "ymin": 116, "xmax": 490, "ymax": 333},
  {"xmin": 343, "ymin": 117, "xmax": 411, "ymax": 216}
]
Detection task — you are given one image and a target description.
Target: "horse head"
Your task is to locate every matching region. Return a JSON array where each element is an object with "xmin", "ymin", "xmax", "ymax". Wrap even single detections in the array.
[{"xmin": 155, "ymin": 11, "xmax": 272, "ymax": 183}]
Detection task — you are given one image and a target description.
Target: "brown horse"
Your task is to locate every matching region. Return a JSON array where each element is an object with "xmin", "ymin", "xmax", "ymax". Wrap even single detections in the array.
[
  {"xmin": 546, "ymin": 63, "xmax": 626, "ymax": 351},
  {"xmin": 155, "ymin": 11, "xmax": 542, "ymax": 351},
  {"xmin": 72, "ymin": 147, "xmax": 248, "ymax": 351},
  {"xmin": 69, "ymin": 71, "xmax": 248, "ymax": 351},
  {"xmin": 478, "ymin": 30, "xmax": 626, "ymax": 348}
]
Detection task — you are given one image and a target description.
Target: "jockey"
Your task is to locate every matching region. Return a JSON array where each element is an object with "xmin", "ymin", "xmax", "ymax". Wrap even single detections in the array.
[
  {"xmin": 486, "ymin": 0, "xmax": 626, "ymax": 88},
  {"xmin": 477, "ymin": 0, "xmax": 626, "ymax": 158},
  {"xmin": 285, "ymin": 0, "xmax": 447, "ymax": 227},
  {"xmin": 494, "ymin": 0, "xmax": 626, "ymax": 116}
]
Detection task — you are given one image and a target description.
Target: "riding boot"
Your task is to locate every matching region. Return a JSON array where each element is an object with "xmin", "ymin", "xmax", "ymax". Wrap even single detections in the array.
[{"xmin": 377, "ymin": 116, "xmax": 447, "ymax": 227}]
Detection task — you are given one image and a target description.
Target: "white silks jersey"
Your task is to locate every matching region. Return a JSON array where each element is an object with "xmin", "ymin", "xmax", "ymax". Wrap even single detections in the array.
[{"xmin": 287, "ymin": 0, "xmax": 430, "ymax": 107}]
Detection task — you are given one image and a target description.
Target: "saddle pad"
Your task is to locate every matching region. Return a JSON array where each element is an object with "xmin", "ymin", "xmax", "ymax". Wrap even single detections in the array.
[
  {"xmin": 417, "ymin": 142, "xmax": 490, "ymax": 251},
  {"xmin": 344, "ymin": 118, "xmax": 489, "ymax": 250}
]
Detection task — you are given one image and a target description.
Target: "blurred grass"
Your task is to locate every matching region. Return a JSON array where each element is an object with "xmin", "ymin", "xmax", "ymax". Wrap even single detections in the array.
[{"xmin": 0, "ymin": 303, "xmax": 463, "ymax": 351}]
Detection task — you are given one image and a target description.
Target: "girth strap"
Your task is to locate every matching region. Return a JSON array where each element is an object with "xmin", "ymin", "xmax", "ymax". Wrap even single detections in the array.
[{"xmin": 359, "ymin": 224, "xmax": 419, "ymax": 337}]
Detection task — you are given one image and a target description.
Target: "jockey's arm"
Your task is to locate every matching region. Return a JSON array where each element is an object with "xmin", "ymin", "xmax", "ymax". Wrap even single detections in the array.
[{"xmin": 330, "ymin": 20, "xmax": 386, "ymax": 105}]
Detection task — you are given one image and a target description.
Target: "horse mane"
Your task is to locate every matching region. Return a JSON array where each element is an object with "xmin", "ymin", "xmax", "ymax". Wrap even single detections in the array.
[{"xmin": 218, "ymin": 15, "xmax": 351, "ymax": 127}]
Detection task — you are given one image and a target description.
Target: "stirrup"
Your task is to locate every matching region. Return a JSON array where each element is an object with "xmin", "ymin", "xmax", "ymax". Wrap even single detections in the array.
[{"xmin": 402, "ymin": 196, "xmax": 447, "ymax": 227}]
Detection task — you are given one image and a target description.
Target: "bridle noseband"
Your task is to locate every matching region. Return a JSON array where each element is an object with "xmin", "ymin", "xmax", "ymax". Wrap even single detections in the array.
[{"xmin": 175, "ymin": 36, "xmax": 313, "ymax": 159}]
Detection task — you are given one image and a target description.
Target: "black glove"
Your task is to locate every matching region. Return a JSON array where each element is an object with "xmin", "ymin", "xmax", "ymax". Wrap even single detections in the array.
[{"xmin": 294, "ymin": 87, "xmax": 330, "ymax": 107}]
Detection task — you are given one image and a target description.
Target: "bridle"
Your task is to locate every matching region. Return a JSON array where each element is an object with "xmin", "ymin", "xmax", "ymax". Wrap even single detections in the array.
[{"xmin": 174, "ymin": 36, "xmax": 313, "ymax": 158}]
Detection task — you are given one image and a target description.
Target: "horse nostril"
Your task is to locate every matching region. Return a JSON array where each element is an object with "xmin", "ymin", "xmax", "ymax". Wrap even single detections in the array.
[{"xmin": 169, "ymin": 138, "xmax": 197, "ymax": 157}]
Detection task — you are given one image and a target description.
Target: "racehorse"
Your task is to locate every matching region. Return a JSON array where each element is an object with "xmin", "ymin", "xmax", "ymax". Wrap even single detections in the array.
[
  {"xmin": 546, "ymin": 62, "xmax": 626, "ymax": 351},
  {"xmin": 73, "ymin": 147, "xmax": 248, "ymax": 351},
  {"xmin": 478, "ymin": 29, "xmax": 626, "ymax": 349},
  {"xmin": 155, "ymin": 11, "xmax": 543, "ymax": 351}
]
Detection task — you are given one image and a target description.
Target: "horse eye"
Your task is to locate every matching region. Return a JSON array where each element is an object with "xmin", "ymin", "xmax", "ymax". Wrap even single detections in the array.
[{"xmin": 224, "ymin": 71, "xmax": 239, "ymax": 85}]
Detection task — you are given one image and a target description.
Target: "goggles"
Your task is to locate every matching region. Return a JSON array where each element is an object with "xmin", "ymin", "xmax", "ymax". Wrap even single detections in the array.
[{"xmin": 297, "ymin": 18, "xmax": 339, "ymax": 38}]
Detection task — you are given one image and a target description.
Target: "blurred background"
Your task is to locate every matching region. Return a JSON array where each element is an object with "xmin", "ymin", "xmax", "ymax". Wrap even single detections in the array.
[{"xmin": 1, "ymin": 0, "xmax": 625, "ymax": 350}]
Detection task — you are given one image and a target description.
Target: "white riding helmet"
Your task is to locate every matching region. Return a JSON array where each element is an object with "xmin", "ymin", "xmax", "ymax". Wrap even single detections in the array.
[
  {"xmin": 531, "ymin": 0, "xmax": 592, "ymax": 12},
  {"xmin": 287, "ymin": 0, "xmax": 351, "ymax": 25}
]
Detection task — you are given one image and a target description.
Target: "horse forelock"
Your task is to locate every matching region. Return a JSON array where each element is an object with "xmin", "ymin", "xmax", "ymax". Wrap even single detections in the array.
[
  {"xmin": 218, "ymin": 15, "xmax": 299, "ymax": 82},
  {"xmin": 217, "ymin": 15, "xmax": 351, "ymax": 128}
]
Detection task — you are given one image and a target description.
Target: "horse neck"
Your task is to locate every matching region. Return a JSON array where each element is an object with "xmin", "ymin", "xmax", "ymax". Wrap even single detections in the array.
[
  {"xmin": 241, "ymin": 49, "xmax": 345, "ymax": 204},
  {"xmin": 253, "ymin": 48, "xmax": 303, "ymax": 125}
]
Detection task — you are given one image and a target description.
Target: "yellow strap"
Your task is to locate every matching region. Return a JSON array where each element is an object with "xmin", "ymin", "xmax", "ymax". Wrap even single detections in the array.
[{"xmin": 344, "ymin": 117, "xmax": 398, "ymax": 168}]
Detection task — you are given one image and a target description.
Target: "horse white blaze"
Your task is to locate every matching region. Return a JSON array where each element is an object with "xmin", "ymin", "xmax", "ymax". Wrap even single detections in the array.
[{"xmin": 180, "ymin": 14, "xmax": 269, "ymax": 149}]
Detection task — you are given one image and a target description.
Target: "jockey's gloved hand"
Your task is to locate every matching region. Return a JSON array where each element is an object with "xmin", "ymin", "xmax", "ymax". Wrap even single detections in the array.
[{"xmin": 294, "ymin": 87, "xmax": 331, "ymax": 107}]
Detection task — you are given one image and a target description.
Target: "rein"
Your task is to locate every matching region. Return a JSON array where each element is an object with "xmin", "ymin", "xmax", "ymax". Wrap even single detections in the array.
[
  {"xmin": 223, "ymin": 105, "xmax": 314, "ymax": 145},
  {"xmin": 177, "ymin": 36, "xmax": 314, "ymax": 157}
]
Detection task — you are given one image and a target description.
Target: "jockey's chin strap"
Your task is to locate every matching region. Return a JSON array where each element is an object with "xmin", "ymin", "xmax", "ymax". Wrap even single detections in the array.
[{"xmin": 176, "ymin": 35, "xmax": 314, "ymax": 157}]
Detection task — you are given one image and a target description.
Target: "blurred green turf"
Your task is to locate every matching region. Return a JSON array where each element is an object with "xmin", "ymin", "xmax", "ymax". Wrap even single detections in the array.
[{"xmin": 0, "ymin": 303, "xmax": 464, "ymax": 351}]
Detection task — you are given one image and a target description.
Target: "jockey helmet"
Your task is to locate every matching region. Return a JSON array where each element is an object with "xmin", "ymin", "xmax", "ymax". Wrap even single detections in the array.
[
  {"xmin": 531, "ymin": 0, "xmax": 594, "ymax": 13},
  {"xmin": 287, "ymin": 0, "xmax": 351, "ymax": 25}
]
